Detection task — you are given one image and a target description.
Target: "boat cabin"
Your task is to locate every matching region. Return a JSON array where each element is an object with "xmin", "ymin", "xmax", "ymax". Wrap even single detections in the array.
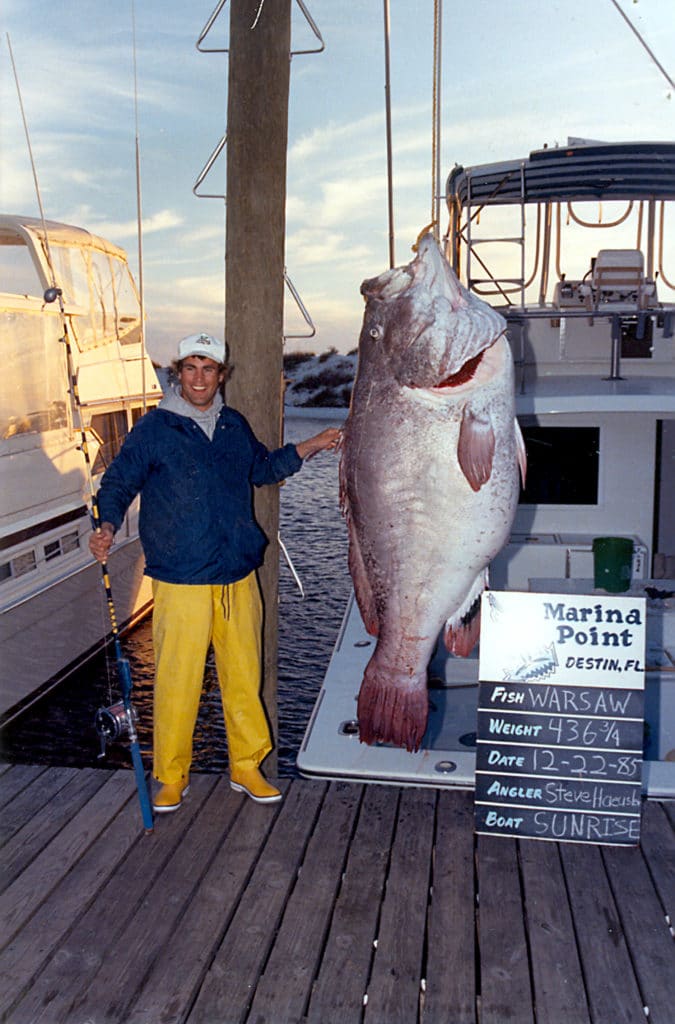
[{"xmin": 0, "ymin": 215, "xmax": 160, "ymax": 717}]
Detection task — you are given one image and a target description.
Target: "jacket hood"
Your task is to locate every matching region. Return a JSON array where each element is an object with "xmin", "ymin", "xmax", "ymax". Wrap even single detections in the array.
[{"xmin": 159, "ymin": 386, "xmax": 224, "ymax": 439}]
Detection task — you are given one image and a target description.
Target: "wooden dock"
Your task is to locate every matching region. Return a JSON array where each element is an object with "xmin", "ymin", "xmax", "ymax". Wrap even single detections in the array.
[{"xmin": 0, "ymin": 763, "xmax": 673, "ymax": 1024}]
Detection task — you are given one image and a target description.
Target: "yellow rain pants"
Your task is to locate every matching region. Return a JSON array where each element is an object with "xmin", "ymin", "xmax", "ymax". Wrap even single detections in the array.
[{"xmin": 151, "ymin": 572, "xmax": 272, "ymax": 785}]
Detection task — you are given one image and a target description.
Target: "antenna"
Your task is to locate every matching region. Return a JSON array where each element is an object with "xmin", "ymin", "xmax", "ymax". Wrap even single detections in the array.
[
  {"xmin": 6, "ymin": 33, "xmax": 58, "ymax": 287},
  {"xmin": 131, "ymin": 0, "xmax": 148, "ymax": 411}
]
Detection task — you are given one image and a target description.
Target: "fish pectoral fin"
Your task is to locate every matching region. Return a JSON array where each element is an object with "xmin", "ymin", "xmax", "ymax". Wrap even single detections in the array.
[
  {"xmin": 444, "ymin": 612, "xmax": 481, "ymax": 658},
  {"xmin": 457, "ymin": 406, "xmax": 495, "ymax": 492},
  {"xmin": 515, "ymin": 417, "xmax": 527, "ymax": 488},
  {"xmin": 443, "ymin": 572, "xmax": 486, "ymax": 657}
]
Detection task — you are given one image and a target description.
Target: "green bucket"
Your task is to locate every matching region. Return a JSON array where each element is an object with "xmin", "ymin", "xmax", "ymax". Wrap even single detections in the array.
[{"xmin": 592, "ymin": 537, "xmax": 633, "ymax": 593}]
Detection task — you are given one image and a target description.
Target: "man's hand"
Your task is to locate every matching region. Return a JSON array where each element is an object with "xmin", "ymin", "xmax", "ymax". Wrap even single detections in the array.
[
  {"xmin": 89, "ymin": 522, "xmax": 116, "ymax": 563},
  {"xmin": 296, "ymin": 427, "xmax": 341, "ymax": 461}
]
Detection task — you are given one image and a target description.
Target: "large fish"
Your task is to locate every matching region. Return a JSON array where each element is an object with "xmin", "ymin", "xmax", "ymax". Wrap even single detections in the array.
[{"xmin": 340, "ymin": 232, "xmax": 526, "ymax": 752}]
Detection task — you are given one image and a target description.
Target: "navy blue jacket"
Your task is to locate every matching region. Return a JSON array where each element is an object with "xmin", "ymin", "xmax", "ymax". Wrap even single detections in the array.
[{"xmin": 96, "ymin": 406, "xmax": 302, "ymax": 585}]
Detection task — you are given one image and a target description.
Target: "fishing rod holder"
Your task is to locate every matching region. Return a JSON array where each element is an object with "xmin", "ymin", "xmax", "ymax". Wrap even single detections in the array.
[{"xmin": 95, "ymin": 700, "xmax": 139, "ymax": 759}]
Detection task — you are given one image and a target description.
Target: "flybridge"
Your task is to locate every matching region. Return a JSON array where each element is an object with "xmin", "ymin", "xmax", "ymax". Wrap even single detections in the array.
[{"xmin": 446, "ymin": 140, "xmax": 675, "ymax": 207}]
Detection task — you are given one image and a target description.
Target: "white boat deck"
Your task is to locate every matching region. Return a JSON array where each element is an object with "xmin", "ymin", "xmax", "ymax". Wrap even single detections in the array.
[{"xmin": 298, "ymin": 580, "xmax": 675, "ymax": 798}]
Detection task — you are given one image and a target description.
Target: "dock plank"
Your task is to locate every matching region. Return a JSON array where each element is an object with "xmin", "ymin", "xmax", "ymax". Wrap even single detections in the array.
[
  {"xmin": 661, "ymin": 799, "xmax": 675, "ymax": 829},
  {"xmin": 639, "ymin": 799, "xmax": 675, "ymax": 922},
  {"xmin": 126, "ymin": 784, "xmax": 284, "ymax": 1024},
  {"xmin": 364, "ymin": 786, "xmax": 436, "ymax": 1024},
  {"xmin": 9, "ymin": 774, "xmax": 219, "ymax": 1024},
  {"xmin": 187, "ymin": 779, "xmax": 327, "ymax": 1024},
  {"xmin": 247, "ymin": 781, "xmax": 363, "ymax": 1024},
  {"xmin": 0, "ymin": 764, "xmax": 80, "ymax": 848},
  {"xmin": 0, "ymin": 769, "xmax": 136, "ymax": 947},
  {"xmin": 0, "ymin": 766, "xmax": 108, "ymax": 893},
  {"xmin": 1, "ymin": 766, "xmax": 674, "ymax": 1024},
  {"xmin": 422, "ymin": 788, "xmax": 476, "ymax": 1024},
  {"xmin": 476, "ymin": 834, "xmax": 534, "ymax": 1024},
  {"xmin": 306, "ymin": 783, "xmax": 399, "ymax": 1024},
  {"xmin": 0, "ymin": 771, "xmax": 139, "ymax": 1020},
  {"xmin": 560, "ymin": 843, "xmax": 646, "ymax": 1024},
  {"xmin": 0, "ymin": 764, "xmax": 47, "ymax": 812},
  {"xmin": 519, "ymin": 838, "xmax": 589, "ymax": 1024},
  {"xmin": 602, "ymin": 843, "xmax": 675, "ymax": 1023},
  {"xmin": 67, "ymin": 777, "xmax": 242, "ymax": 1023}
]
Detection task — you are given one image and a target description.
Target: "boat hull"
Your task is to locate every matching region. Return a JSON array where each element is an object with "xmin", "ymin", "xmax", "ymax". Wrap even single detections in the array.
[{"xmin": 0, "ymin": 537, "xmax": 152, "ymax": 722}]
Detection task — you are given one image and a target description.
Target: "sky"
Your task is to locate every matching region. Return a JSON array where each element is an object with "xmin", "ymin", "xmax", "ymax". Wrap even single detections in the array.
[{"xmin": 2, "ymin": 0, "xmax": 674, "ymax": 366}]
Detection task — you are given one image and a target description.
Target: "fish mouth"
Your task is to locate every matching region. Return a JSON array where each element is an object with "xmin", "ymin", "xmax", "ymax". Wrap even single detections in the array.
[
  {"xmin": 435, "ymin": 348, "xmax": 486, "ymax": 388},
  {"xmin": 426, "ymin": 333, "xmax": 508, "ymax": 394}
]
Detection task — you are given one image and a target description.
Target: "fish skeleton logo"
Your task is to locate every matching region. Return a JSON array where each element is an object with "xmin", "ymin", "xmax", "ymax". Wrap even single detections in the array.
[{"xmin": 503, "ymin": 643, "xmax": 558, "ymax": 682}]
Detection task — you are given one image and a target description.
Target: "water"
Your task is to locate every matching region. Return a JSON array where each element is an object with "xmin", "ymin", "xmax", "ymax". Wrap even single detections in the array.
[{"xmin": 1, "ymin": 414, "xmax": 351, "ymax": 778}]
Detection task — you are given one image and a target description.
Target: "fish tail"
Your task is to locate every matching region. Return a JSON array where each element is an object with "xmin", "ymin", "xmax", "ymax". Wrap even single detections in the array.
[{"xmin": 357, "ymin": 665, "xmax": 428, "ymax": 753}]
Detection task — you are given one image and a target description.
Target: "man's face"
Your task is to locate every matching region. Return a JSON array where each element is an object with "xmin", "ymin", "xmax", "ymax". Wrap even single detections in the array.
[{"xmin": 178, "ymin": 356, "xmax": 223, "ymax": 410}]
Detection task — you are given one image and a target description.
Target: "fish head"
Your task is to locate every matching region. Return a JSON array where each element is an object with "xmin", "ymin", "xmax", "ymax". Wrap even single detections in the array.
[{"xmin": 358, "ymin": 232, "xmax": 507, "ymax": 390}]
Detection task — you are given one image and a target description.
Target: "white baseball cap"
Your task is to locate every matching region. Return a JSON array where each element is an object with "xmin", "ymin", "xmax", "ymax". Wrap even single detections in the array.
[{"xmin": 177, "ymin": 332, "xmax": 227, "ymax": 364}]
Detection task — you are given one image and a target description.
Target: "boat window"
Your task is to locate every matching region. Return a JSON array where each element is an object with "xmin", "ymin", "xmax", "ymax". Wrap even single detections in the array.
[
  {"xmin": 44, "ymin": 530, "xmax": 81, "ymax": 562},
  {"xmin": 10, "ymin": 550, "xmax": 37, "ymax": 578},
  {"xmin": 48, "ymin": 244, "xmax": 87, "ymax": 309},
  {"xmin": 60, "ymin": 530, "xmax": 80, "ymax": 554},
  {"xmin": 91, "ymin": 410, "xmax": 129, "ymax": 474},
  {"xmin": 131, "ymin": 403, "xmax": 157, "ymax": 425},
  {"xmin": 111, "ymin": 259, "xmax": 142, "ymax": 345},
  {"xmin": 0, "ymin": 235, "xmax": 40, "ymax": 297},
  {"xmin": 44, "ymin": 540, "xmax": 61, "ymax": 562},
  {"xmin": 518, "ymin": 425, "xmax": 599, "ymax": 505},
  {"xmin": 0, "ymin": 312, "xmax": 67, "ymax": 438}
]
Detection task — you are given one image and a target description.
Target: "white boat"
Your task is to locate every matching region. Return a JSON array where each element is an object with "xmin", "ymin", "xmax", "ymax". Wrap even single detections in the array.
[
  {"xmin": 0, "ymin": 215, "xmax": 161, "ymax": 722},
  {"xmin": 298, "ymin": 139, "xmax": 675, "ymax": 797}
]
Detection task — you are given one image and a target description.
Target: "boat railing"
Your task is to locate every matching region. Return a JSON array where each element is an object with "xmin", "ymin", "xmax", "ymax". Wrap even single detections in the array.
[{"xmin": 504, "ymin": 303, "xmax": 674, "ymax": 383}]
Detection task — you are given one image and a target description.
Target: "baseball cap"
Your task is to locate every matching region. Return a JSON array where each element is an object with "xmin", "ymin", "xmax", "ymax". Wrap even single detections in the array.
[{"xmin": 177, "ymin": 332, "xmax": 226, "ymax": 364}]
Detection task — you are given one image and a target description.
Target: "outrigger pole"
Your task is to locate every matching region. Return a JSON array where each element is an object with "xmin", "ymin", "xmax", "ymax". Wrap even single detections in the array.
[
  {"xmin": 7, "ymin": 33, "xmax": 153, "ymax": 833},
  {"xmin": 383, "ymin": 0, "xmax": 395, "ymax": 268}
]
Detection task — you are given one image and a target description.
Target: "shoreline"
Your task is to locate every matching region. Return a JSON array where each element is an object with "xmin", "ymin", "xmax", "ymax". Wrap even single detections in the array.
[{"xmin": 284, "ymin": 405, "xmax": 348, "ymax": 421}]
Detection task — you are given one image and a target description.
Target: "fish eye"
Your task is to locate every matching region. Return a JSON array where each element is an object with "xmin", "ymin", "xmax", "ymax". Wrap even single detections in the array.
[{"xmin": 369, "ymin": 325, "xmax": 383, "ymax": 340}]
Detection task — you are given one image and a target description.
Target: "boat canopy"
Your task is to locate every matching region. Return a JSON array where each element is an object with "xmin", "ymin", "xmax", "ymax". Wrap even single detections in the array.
[
  {"xmin": 0, "ymin": 215, "xmax": 129, "ymax": 263},
  {"xmin": 446, "ymin": 141, "xmax": 675, "ymax": 208}
]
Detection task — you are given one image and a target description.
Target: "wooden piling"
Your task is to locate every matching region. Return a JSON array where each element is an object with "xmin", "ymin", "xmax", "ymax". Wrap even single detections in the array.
[{"xmin": 225, "ymin": 0, "xmax": 292, "ymax": 772}]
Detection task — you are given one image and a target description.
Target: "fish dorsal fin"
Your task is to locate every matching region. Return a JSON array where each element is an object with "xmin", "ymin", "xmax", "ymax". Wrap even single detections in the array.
[{"xmin": 457, "ymin": 406, "xmax": 495, "ymax": 492}]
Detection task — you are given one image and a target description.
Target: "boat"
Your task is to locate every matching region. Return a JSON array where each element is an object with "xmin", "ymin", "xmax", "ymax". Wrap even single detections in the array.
[
  {"xmin": 297, "ymin": 139, "xmax": 675, "ymax": 798},
  {"xmin": 0, "ymin": 215, "xmax": 161, "ymax": 723}
]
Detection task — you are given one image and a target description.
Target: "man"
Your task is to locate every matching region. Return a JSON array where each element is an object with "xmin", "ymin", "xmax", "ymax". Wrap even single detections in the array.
[{"xmin": 89, "ymin": 332, "xmax": 340, "ymax": 812}]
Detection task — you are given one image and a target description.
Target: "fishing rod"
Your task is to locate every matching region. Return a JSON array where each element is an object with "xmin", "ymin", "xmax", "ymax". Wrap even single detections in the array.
[
  {"xmin": 7, "ymin": 33, "xmax": 153, "ymax": 833},
  {"xmin": 72, "ymin": 348, "xmax": 154, "ymax": 832}
]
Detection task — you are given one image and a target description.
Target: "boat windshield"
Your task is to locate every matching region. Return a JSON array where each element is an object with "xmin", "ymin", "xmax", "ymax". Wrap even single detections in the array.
[{"xmin": 47, "ymin": 243, "xmax": 141, "ymax": 350}]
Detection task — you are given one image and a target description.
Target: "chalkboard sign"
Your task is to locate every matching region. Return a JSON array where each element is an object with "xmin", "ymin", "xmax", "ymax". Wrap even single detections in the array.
[{"xmin": 475, "ymin": 591, "xmax": 646, "ymax": 846}]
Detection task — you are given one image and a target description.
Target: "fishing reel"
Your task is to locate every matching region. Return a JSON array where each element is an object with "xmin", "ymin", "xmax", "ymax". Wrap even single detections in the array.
[{"xmin": 95, "ymin": 700, "xmax": 139, "ymax": 759}]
